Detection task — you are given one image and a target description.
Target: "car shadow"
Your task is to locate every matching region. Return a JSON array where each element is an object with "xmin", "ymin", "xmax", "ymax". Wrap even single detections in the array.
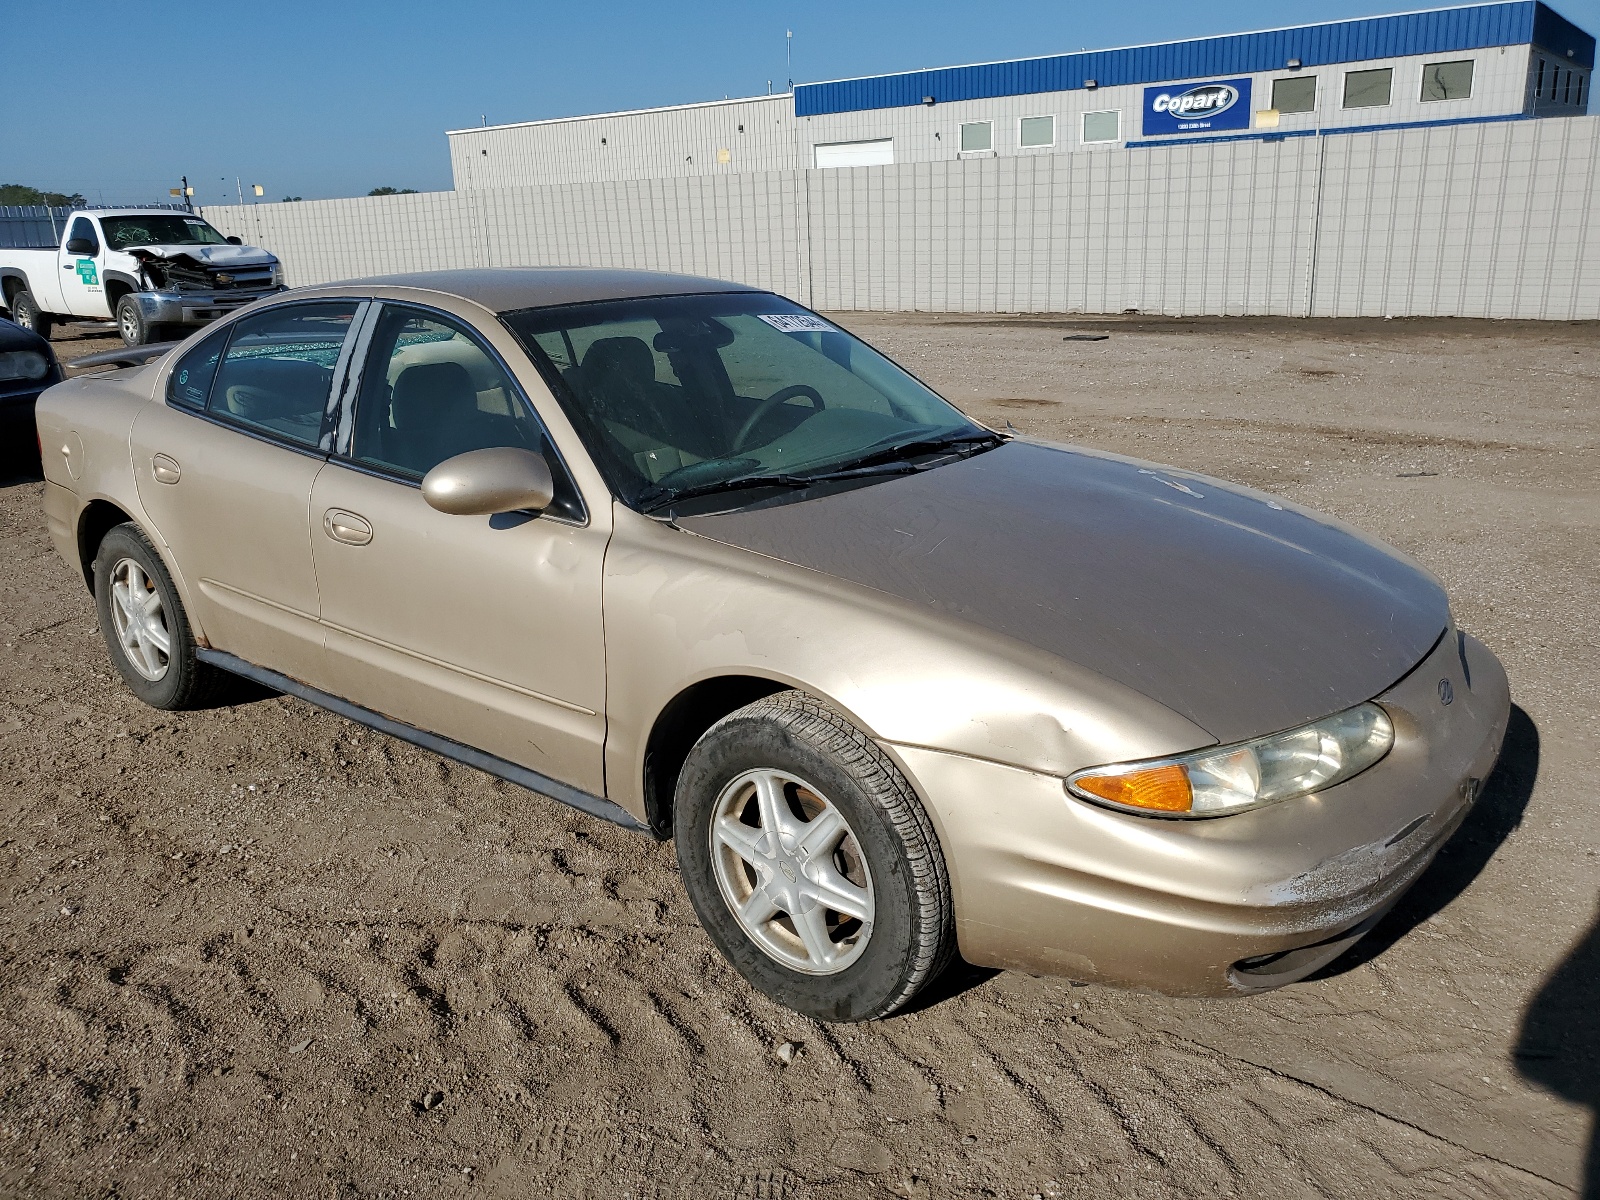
[
  {"xmin": 1516, "ymin": 910, "xmax": 1600, "ymax": 1196},
  {"xmin": 896, "ymin": 954, "xmax": 1003, "ymax": 1015},
  {"xmin": 1311, "ymin": 703, "xmax": 1539, "ymax": 978}
]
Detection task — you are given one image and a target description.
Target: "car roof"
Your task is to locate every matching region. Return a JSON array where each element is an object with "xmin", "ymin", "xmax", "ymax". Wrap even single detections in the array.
[{"xmin": 327, "ymin": 267, "xmax": 763, "ymax": 313}]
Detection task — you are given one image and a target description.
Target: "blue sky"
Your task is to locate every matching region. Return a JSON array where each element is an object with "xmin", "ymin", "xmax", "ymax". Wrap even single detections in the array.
[{"xmin": 5, "ymin": 0, "xmax": 1596, "ymax": 204}]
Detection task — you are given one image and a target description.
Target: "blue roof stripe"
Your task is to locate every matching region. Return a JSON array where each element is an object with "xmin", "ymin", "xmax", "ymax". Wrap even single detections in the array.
[{"xmin": 793, "ymin": 2, "xmax": 1593, "ymax": 116}]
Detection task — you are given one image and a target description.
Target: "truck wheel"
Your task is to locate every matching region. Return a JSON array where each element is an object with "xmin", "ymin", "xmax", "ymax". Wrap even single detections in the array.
[
  {"xmin": 9, "ymin": 290, "xmax": 52, "ymax": 339},
  {"xmin": 116, "ymin": 295, "xmax": 151, "ymax": 346}
]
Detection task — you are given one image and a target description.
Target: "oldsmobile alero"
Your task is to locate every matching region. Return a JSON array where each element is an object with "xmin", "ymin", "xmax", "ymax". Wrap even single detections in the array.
[{"xmin": 35, "ymin": 269, "xmax": 1510, "ymax": 1021}]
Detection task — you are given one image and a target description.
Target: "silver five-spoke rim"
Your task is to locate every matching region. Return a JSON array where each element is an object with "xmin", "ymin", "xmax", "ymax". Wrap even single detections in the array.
[
  {"xmin": 109, "ymin": 558, "xmax": 171, "ymax": 681},
  {"xmin": 119, "ymin": 305, "xmax": 139, "ymax": 342},
  {"xmin": 709, "ymin": 768, "xmax": 874, "ymax": 975}
]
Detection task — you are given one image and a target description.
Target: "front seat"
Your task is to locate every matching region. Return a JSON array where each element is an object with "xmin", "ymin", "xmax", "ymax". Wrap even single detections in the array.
[
  {"xmin": 386, "ymin": 360, "xmax": 481, "ymax": 476},
  {"xmin": 580, "ymin": 337, "xmax": 668, "ymax": 435}
]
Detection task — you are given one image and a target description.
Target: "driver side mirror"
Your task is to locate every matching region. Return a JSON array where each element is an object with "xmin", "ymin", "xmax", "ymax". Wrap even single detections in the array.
[
  {"xmin": 226, "ymin": 235, "xmax": 243, "ymax": 245},
  {"xmin": 421, "ymin": 447, "xmax": 555, "ymax": 516},
  {"xmin": 65, "ymin": 237, "xmax": 96, "ymax": 255}
]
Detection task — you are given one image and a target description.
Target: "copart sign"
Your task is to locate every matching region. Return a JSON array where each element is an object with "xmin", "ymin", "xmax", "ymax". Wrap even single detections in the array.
[{"xmin": 1143, "ymin": 78, "xmax": 1252, "ymax": 136}]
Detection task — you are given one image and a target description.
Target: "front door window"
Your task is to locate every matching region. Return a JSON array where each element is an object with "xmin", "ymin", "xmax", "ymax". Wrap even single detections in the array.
[{"xmin": 350, "ymin": 305, "xmax": 582, "ymax": 519}]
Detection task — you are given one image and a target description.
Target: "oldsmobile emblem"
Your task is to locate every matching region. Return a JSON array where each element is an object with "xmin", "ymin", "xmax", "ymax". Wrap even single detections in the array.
[{"xmin": 1438, "ymin": 678, "xmax": 1454, "ymax": 705}]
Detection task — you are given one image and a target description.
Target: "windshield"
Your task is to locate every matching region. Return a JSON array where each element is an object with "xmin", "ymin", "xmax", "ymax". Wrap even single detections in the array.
[
  {"xmin": 503, "ymin": 293, "xmax": 990, "ymax": 509},
  {"xmin": 100, "ymin": 215, "xmax": 231, "ymax": 250}
]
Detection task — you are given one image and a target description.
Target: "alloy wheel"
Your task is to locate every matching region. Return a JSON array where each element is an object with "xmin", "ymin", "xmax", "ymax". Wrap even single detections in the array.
[
  {"xmin": 709, "ymin": 768, "xmax": 875, "ymax": 974},
  {"xmin": 109, "ymin": 557, "xmax": 171, "ymax": 681}
]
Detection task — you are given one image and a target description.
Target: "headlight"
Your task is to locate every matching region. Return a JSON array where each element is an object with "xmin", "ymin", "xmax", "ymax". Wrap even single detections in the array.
[
  {"xmin": 270, "ymin": 261, "xmax": 286, "ymax": 287},
  {"xmin": 1066, "ymin": 702, "xmax": 1394, "ymax": 819},
  {"xmin": 0, "ymin": 351, "xmax": 50, "ymax": 382}
]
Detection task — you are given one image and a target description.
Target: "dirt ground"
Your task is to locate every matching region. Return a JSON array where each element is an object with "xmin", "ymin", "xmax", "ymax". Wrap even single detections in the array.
[{"xmin": 1, "ymin": 313, "xmax": 1596, "ymax": 1199}]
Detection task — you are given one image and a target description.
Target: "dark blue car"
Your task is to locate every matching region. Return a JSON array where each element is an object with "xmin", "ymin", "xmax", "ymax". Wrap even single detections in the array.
[{"xmin": 0, "ymin": 314, "xmax": 61, "ymax": 468}]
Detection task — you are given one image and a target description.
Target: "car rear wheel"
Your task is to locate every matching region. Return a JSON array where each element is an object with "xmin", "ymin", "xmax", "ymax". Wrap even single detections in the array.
[
  {"xmin": 9, "ymin": 289, "xmax": 51, "ymax": 340},
  {"xmin": 674, "ymin": 690, "xmax": 955, "ymax": 1022},
  {"xmin": 93, "ymin": 523, "xmax": 226, "ymax": 709},
  {"xmin": 116, "ymin": 295, "xmax": 151, "ymax": 347}
]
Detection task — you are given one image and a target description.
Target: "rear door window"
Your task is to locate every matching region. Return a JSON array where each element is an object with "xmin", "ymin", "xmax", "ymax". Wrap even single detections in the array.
[{"xmin": 207, "ymin": 303, "xmax": 358, "ymax": 447}]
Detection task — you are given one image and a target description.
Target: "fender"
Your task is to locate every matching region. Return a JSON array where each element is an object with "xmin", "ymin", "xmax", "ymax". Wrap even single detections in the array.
[
  {"xmin": 0, "ymin": 266, "xmax": 34, "ymax": 304},
  {"xmin": 102, "ymin": 269, "xmax": 145, "ymax": 296}
]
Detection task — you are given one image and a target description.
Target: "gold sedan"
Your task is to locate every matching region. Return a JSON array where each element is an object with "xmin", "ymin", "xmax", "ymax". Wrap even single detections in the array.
[{"xmin": 36, "ymin": 270, "xmax": 1509, "ymax": 1021}]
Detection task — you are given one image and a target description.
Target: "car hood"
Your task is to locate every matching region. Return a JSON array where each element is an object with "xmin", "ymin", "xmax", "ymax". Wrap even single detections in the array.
[
  {"xmin": 680, "ymin": 440, "xmax": 1449, "ymax": 745},
  {"xmin": 123, "ymin": 243, "xmax": 275, "ymax": 266}
]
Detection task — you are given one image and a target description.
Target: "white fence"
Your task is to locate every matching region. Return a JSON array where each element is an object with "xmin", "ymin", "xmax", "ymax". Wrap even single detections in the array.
[{"xmin": 204, "ymin": 115, "xmax": 1600, "ymax": 320}]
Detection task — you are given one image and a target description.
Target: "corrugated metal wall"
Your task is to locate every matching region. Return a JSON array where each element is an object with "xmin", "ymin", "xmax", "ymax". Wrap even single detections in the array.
[
  {"xmin": 449, "ymin": 96, "xmax": 795, "ymax": 190},
  {"xmin": 204, "ymin": 115, "xmax": 1600, "ymax": 320}
]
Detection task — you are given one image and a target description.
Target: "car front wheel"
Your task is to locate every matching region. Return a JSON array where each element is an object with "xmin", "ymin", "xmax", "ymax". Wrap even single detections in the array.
[
  {"xmin": 93, "ymin": 523, "xmax": 226, "ymax": 709},
  {"xmin": 674, "ymin": 690, "xmax": 955, "ymax": 1022}
]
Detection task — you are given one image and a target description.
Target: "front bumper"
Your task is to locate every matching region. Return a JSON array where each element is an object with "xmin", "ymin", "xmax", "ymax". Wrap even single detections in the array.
[
  {"xmin": 891, "ymin": 629, "xmax": 1511, "ymax": 996},
  {"xmin": 132, "ymin": 287, "xmax": 284, "ymax": 327}
]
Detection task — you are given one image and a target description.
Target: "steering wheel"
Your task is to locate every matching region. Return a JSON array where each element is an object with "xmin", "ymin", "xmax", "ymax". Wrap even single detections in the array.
[{"xmin": 732, "ymin": 384, "xmax": 825, "ymax": 452}]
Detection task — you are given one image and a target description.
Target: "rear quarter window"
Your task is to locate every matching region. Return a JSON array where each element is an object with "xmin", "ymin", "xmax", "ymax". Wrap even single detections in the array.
[{"xmin": 166, "ymin": 327, "xmax": 229, "ymax": 409}]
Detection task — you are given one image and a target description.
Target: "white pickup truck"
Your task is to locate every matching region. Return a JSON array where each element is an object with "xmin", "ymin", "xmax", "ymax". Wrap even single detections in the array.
[{"xmin": 0, "ymin": 208, "xmax": 284, "ymax": 346}]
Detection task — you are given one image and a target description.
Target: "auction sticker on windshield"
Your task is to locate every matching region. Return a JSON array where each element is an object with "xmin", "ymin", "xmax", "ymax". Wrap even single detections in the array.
[{"xmin": 757, "ymin": 313, "xmax": 835, "ymax": 333}]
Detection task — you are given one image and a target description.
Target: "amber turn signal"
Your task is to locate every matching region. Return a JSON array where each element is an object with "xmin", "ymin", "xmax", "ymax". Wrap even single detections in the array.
[{"xmin": 1071, "ymin": 763, "xmax": 1193, "ymax": 813}]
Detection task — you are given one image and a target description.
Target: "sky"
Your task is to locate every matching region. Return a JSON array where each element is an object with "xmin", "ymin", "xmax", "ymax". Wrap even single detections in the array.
[{"xmin": 5, "ymin": 0, "xmax": 1597, "ymax": 205}]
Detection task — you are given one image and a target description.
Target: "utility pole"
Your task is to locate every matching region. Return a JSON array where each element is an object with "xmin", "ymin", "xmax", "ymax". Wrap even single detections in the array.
[
  {"xmin": 236, "ymin": 177, "xmax": 245, "ymax": 206},
  {"xmin": 181, "ymin": 175, "xmax": 193, "ymax": 213},
  {"xmin": 786, "ymin": 30, "xmax": 793, "ymax": 92}
]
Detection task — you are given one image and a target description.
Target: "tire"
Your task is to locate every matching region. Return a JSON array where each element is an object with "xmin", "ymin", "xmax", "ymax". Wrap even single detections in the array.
[
  {"xmin": 674, "ymin": 690, "xmax": 955, "ymax": 1022},
  {"xmin": 92, "ymin": 523, "xmax": 227, "ymax": 710},
  {"xmin": 9, "ymin": 289, "xmax": 52, "ymax": 340},
  {"xmin": 116, "ymin": 294, "xmax": 151, "ymax": 347}
]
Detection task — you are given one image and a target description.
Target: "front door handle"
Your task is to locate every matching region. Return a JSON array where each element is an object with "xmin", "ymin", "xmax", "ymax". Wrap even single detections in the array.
[
  {"xmin": 323, "ymin": 509, "xmax": 373, "ymax": 546},
  {"xmin": 151, "ymin": 454, "xmax": 181, "ymax": 484}
]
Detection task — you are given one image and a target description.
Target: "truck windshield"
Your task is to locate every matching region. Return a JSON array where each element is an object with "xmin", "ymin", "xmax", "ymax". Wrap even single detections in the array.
[{"xmin": 100, "ymin": 216, "xmax": 231, "ymax": 250}]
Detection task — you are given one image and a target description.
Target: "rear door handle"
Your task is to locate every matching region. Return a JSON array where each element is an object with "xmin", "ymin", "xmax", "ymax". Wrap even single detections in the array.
[
  {"xmin": 151, "ymin": 454, "xmax": 181, "ymax": 484},
  {"xmin": 323, "ymin": 509, "xmax": 372, "ymax": 546}
]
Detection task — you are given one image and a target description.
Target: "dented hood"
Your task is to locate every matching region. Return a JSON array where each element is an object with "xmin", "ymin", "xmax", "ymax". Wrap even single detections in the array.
[
  {"xmin": 680, "ymin": 440, "xmax": 1449, "ymax": 744},
  {"xmin": 126, "ymin": 243, "xmax": 276, "ymax": 267}
]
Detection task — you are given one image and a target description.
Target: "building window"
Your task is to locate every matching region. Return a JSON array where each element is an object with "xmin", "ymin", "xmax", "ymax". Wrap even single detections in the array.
[
  {"xmin": 959, "ymin": 121, "xmax": 993, "ymax": 152},
  {"xmin": 1343, "ymin": 67, "xmax": 1393, "ymax": 108},
  {"xmin": 1081, "ymin": 110, "xmax": 1120, "ymax": 144},
  {"xmin": 1271, "ymin": 75, "xmax": 1317, "ymax": 114},
  {"xmin": 1536, "ymin": 57, "xmax": 1547, "ymax": 97},
  {"xmin": 1019, "ymin": 115, "xmax": 1055, "ymax": 148},
  {"xmin": 1563, "ymin": 68, "xmax": 1573, "ymax": 104},
  {"xmin": 1421, "ymin": 59, "xmax": 1474, "ymax": 101},
  {"xmin": 814, "ymin": 139, "xmax": 894, "ymax": 169}
]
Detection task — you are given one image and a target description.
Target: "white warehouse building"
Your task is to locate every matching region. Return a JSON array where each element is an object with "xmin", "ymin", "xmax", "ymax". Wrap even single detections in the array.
[{"xmin": 448, "ymin": 1, "xmax": 1593, "ymax": 190}]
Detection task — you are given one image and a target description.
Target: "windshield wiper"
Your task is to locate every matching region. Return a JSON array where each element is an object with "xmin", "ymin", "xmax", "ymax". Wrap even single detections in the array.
[
  {"xmin": 638, "ymin": 431, "xmax": 1006, "ymax": 515},
  {"xmin": 823, "ymin": 429, "xmax": 1006, "ymax": 474},
  {"xmin": 638, "ymin": 472, "xmax": 823, "ymax": 514}
]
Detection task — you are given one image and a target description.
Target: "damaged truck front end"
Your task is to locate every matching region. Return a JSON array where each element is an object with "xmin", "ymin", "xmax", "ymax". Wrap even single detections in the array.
[{"xmin": 124, "ymin": 246, "xmax": 284, "ymax": 342}]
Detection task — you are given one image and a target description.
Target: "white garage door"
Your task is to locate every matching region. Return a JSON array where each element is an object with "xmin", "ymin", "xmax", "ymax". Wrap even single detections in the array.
[{"xmin": 813, "ymin": 139, "xmax": 895, "ymax": 169}]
